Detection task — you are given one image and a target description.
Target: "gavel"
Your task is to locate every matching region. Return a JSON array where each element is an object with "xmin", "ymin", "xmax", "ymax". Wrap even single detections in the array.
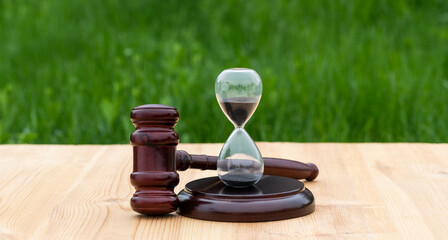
[{"xmin": 130, "ymin": 104, "xmax": 319, "ymax": 215}]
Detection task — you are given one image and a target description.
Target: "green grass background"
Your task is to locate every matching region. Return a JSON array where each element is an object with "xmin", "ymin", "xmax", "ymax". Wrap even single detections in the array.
[{"xmin": 1, "ymin": 0, "xmax": 447, "ymax": 144}]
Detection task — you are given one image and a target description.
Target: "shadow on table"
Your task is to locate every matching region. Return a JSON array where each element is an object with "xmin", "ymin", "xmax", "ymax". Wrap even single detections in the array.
[{"xmin": 133, "ymin": 213, "xmax": 179, "ymax": 220}]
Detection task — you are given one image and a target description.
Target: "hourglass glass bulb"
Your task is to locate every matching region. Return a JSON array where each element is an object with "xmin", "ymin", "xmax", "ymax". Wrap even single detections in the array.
[
  {"xmin": 215, "ymin": 68, "xmax": 263, "ymax": 188},
  {"xmin": 216, "ymin": 68, "xmax": 262, "ymax": 127}
]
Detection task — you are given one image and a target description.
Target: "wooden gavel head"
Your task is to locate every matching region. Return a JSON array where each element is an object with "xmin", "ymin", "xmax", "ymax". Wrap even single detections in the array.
[{"xmin": 130, "ymin": 104, "xmax": 180, "ymax": 215}]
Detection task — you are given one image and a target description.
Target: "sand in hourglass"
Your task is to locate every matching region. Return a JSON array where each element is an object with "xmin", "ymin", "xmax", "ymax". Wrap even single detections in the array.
[
  {"xmin": 221, "ymin": 159, "xmax": 263, "ymax": 187},
  {"xmin": 218, "ymin": 97, "xmax": 260, "ymax": 127},
  {"xmin": 220, "ymin": 168, "xmax": 263, "ymax": 187},
  {"xmin": 218, "ymin": 158, "xmax": 263, "ymax": 187}
]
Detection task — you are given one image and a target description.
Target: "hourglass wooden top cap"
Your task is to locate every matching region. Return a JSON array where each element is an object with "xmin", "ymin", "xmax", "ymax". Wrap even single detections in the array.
[{"xmin": 130, "ymin": 104, "xmax": 179, "ymax": 125}]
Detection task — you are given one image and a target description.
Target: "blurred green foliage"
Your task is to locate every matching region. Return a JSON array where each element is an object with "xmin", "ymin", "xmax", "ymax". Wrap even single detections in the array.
[{"xmin": 1, "ymin": 0, "xmax": 447, "ymax": 143}]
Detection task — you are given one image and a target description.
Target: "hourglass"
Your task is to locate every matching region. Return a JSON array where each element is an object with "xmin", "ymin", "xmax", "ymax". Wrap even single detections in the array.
[{"xmin": 215, "ymin": 68, "xmax": 264, "ymax": 187}]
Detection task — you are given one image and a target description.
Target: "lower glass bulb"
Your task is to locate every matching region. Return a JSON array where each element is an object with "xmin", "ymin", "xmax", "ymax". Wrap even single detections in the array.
[{"xmin": 217, "ymin": 128, "xmax": 264, "ymax": 188}]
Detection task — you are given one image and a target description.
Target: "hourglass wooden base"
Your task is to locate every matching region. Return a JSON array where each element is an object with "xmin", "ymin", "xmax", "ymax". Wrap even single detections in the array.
[{"xmin": 177, "ymin": 175, "xmax": 315, "ymax": 222}]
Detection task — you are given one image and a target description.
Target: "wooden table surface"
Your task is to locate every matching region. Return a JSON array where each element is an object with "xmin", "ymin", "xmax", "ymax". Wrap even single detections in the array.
[{"xmin": 0, "ymin": 143, "xmax": 447, "ymax": 239}]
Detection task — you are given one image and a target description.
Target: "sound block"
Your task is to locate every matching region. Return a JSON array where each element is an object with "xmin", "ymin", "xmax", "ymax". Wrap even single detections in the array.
[{"xmin": 177, "ymin": 175, "xmax": 315, "ymax": 222}]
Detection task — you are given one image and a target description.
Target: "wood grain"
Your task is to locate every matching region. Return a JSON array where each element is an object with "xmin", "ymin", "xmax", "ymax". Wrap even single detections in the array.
[{"xmin": 0, "ymin": 143, "xmax": 447, "ymax": 239}]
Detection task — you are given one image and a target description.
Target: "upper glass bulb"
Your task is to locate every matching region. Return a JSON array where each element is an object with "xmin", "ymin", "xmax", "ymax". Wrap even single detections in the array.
[{"xmin": 215, "ymin": 68, "xmax": 262, "ymax": 128}]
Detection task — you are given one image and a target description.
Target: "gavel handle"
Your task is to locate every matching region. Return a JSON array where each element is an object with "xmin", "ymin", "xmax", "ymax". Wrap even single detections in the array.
[{"xmin": 176, "ymin": 150, "xmax": 319, "ymax": 181}]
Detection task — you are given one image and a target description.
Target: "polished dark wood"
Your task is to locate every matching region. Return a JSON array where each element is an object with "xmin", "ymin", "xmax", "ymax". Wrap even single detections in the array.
[
  {"xmin": 130, "ymin": 104, "xmax": 180, "ymax": 215},
  {"xmin": 177, "ymin": 175, "xmax": 315, "ymax": 222},
  {"xmin": 129, "ymin": 104, "xmax": 319, "ymax": 218},
  {"xmin": 176, "ymin": 150, "xmax": 319, "ymax": 181}
]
